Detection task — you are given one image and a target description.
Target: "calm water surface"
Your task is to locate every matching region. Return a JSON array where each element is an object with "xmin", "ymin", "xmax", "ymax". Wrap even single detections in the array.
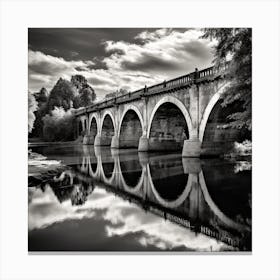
[{"xmin": 28, "ymin": 145, "xmax": 251, "ymax": 252}]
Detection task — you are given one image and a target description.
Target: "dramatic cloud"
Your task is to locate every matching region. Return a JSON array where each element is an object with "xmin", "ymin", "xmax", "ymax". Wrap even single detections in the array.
[
  {"xmin": 103, "ymin": 29, "xmax": 214, "ymax": 75},
  {"xmin": 28, "ymin": 50, "xmax": 95, "ymax": 92},
  {"xmin": 28, "ymin": 28, "xmax": 215, "ymax": 100}
]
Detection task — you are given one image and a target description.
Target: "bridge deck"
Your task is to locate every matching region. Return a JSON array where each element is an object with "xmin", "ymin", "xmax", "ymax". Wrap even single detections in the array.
[{"xmin": 75, "ymin": 64, "xmax": 229, "ymax": 116}]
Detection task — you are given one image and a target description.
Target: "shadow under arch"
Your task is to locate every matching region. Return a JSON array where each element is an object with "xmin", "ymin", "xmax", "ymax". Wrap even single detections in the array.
[
  {"xmin": 100, "ymin": 110, "xmax": 116, "ymax": 133},
  {"xmin": 77, "ymin": 117, "xmax": 84, "ymax": 137},
  {"xmin": 146, "ymin": 163, "xmax": 193, "ymax": 208},
  {"xmin": 118, "ymin": 106, "xmax": 144, "ymax": 148},
  {"xmin": 100, "ymin": 110, "xmax": 116, "ymax": 146},
  {"xmin": 88, "ymin": 114, "xmax": 98, "ymax": 137},
  {"xmin": 147, "ymin": 96, "xmax": 193, "ymax": 139},
  {"xmin": 198, "ymin": 171, "xmax": 250, "ymax": 232},
  {"xmin": 118, "ymin": 105, "xmax": 144, "ymax": 137}
]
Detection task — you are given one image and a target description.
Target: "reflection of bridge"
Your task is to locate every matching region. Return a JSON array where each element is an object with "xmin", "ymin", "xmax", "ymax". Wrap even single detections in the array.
[
  {"xmin": 74, "ymin": 146, "xmax": 251, "ymax": 250},
  {"xmin": 75, "ymin": 65, "xmax": 242, "ymax": 157}
]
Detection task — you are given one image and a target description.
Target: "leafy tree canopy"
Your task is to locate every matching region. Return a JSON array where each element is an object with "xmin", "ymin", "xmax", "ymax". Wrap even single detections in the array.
[
  {"xmin": 202, "ymin": 28, "xmax": 252, "ymax": 130},
  {"xmin": 42, "ymin": 107, "xmax": 76, "ymax": 142},
  {"xmin": 47, "ymin": 78, "xmax": 78, "ymax": 112},
  {"xmin": 34, "ymin": 87, "xmax": 49, "ymax": 104},
  {"xmin": 71, "ymin": 75, "xmax": 96, "ymax": 108}
]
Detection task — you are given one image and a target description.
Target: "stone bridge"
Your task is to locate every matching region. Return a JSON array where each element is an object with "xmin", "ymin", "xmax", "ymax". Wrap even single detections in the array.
[{"xmin": 75, "ymin": 65, "xmax": 242, "ymax": 157}]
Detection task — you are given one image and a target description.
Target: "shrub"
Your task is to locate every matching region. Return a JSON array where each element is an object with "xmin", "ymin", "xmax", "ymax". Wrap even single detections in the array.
[
  {"xmin": 42, "ymin": 107, "xmax": 75, "ymax": 142},
  {"xmin": 28, "ymin": 91, "xmax": 38, "ymax": 133}
]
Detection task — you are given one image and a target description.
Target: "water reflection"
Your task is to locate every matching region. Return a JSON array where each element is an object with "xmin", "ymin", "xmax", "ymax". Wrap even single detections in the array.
[{"xmin": 28, "ymin": 145, "xmax": 251, "ymax": 251}]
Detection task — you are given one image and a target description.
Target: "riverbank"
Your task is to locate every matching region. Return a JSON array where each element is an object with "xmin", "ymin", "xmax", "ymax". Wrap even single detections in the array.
[{"xmin": 28, "ymin": 140, "xmax": 79, "ymax": 148}]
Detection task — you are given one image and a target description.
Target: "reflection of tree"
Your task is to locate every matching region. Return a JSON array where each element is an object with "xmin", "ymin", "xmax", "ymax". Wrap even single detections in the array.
[
  {"xmin": 29, "ymin": 167, "xmax": 95, "ymax": 206},
  {"xmin": 70, "ymin": 184, "xmax": 94, "ymax": 206},
  {"xmin": 50, "ymin": 170, "xmax": 94, "ymax": 206}
]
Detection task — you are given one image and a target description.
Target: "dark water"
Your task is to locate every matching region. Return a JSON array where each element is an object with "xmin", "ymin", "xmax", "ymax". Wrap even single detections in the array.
[{"xmin": 28, "ymin": 145, "xmax": 251, "ymax": 252}]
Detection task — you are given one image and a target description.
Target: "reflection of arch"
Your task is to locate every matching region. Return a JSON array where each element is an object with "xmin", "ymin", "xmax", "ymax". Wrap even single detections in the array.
[
  {"xmin": 199, "ymin": 171, "xmax": 250, "ymax": 232},
  {"xmin": 118, "ymin": 105, "xmax": 144, "ymax": 137},
  {"xmin": 87, "ymin": 156, "xmax": 100, "ymax": 179},
  {"xmin": 147, "ymin": 96, "xmax": 192, "ymax": 138},
  {"xmin": 100, "ymin": 156, "xmax": 117, "ymax": 185},
  {"xmin": 147, "ymin": 163, "xmax": 193, "ymax": 208},
  {"xmin": 199, "ymin": 82, "xmax": 229, "ymax": 142},
  {"xmin": 118, "ymin": 159, "xmax": 144, "ymax": 193},
  {"xmin": 100, "ymin": 110, "xmax": 116, "ymax": 135}
]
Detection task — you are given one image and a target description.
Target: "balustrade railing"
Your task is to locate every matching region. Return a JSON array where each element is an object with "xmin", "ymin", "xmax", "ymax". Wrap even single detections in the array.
[{"xmin": 75, "ymin": 63, "xmax": 229, "ymax": 115}]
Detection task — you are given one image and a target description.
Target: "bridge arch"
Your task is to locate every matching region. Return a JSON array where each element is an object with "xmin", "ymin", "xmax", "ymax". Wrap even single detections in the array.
[
  {"xmin": 100, "ymin": 110, "xmax": 116, "ymax": 146},
  {"xmin": 118, "ymin": 105, "xmax": 144, "ymax": 148},
  {"xmin": 77, "ymin": 116, "xmax": 87, "ymax": 136},
  {"xmin": 118, "ymin": 105, "xmax": 144, "ymax": 136},
  {"xmin": 88, "ymin": 113, "xmax": 99, "ymax": 134},
  {"xmin": 199, "ymin": 82, "xmax": 229, "ymax": 142},
  {"xmin": 100, "ymin": 110, "xmax": 116, "ymax": 133},
  {"xmin": 147, "ymin": 96, "xmax": 192, "ymax": 138},
  {"xmin": 147, "ymin": 96, "xmax": 192, "ymax": 151}
]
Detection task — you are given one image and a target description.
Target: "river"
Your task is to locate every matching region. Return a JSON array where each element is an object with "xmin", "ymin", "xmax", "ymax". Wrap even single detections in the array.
[{"xmin": 28, "ymin": 144, "xmax": 251, "ymax": 252}]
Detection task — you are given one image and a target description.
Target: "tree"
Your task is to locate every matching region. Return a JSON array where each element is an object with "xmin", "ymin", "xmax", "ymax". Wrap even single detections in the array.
[
  {"xmin": 34, "ymin": 87, "xmax": 49, "ymax": 105},
  {"xmin": 79, "ymin": 87, "xmax": 95, "ymax": 107},
  {"xmin": 202, "ymin": 28, "xmax": 252, "ymax": 130},
  {"xmin": 71, "ymin": 75, "xmax": 96, "ymax": 107},
  {"xmin": 42, "ymin": 107, "xmax": 76, "ymax": 141},
  {"xmin": 47, "ymin": 78, "xmax": 78, "ymax": 112},
  {"xmin": 31, "ymin": 87, "xmax": 49, "ymax": 137},
  {"xmin": 28, "ymin": 91, "xmax": 38, "ymax": 133}
]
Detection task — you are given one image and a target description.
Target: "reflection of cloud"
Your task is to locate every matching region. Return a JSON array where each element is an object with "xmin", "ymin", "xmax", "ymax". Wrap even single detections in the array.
[
  {"xmin": 104, "ymin": 202, "xmax": 228, "ymax": 251},
  {"xmin": 29, "ymin": 183, "xmax": 231, "ymax": 251},
  {"xmin": 28, "ymin": 186, "xmax": 98, "ymax": 230},
  {"xmin": 28, "ymin": 50, "xmax": 95, "ymax": 94}
]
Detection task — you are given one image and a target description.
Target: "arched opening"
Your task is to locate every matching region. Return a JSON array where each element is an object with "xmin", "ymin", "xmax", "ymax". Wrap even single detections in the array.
[
  {"xmin": 201, "ymin": 100, "xmax": 251, "ymax": 156},
  {"xmin": 119, "ymin": 110, "xmax": 142, "ymax": 148},
  {"xmin": 90, "ymin": 117, "xmax": 98, "ymax": 139},
  {"xmin": 101, "ymin": 114, "xmax": 114, "ymax": 146},
  {"xmin": 149, "ymin": 155, "xmax": 189, "ymax": 203},
  {"xmin": 78, "ymin": 120, "xmax": 83, "ymax": 137},
  {"xmin": 148, "ymin": 102, "xmax": 189, "ymax": 151}
]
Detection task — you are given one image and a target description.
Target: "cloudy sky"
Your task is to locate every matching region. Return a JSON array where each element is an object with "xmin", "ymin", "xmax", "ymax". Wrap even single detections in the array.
[{"xmin": 28, "ymin": 28, "xmax": 215, "ymax": 100}]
